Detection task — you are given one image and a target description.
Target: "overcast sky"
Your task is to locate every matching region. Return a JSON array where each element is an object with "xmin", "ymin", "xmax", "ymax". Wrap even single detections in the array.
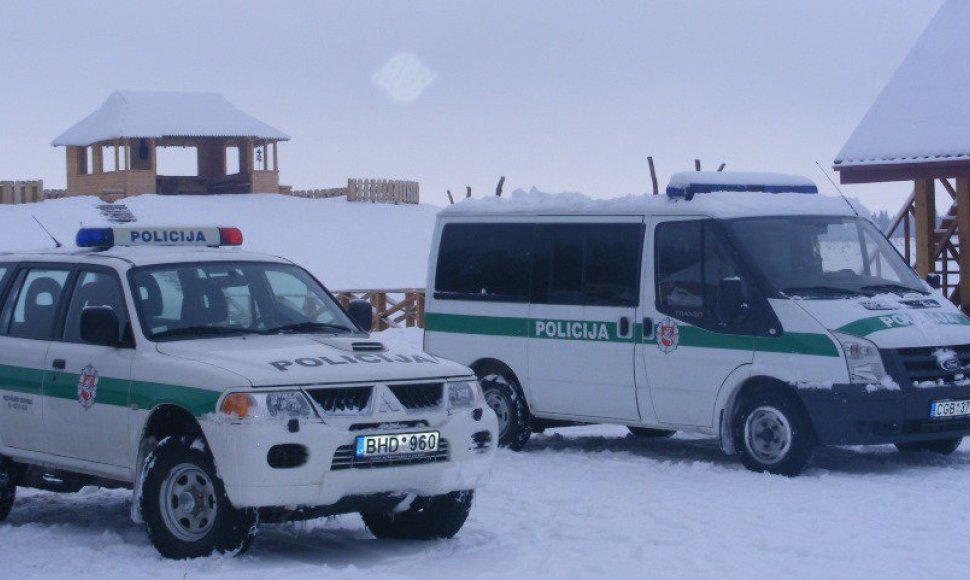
[{"xmin": 0, "ymin": 1, "xmax": 943, "ymax": 211}]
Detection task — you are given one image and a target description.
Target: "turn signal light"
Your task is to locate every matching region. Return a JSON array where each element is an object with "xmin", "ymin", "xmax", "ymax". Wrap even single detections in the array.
[{"xmin": 221, "ymin": 393, "xmax": 255, "ymax": 418}]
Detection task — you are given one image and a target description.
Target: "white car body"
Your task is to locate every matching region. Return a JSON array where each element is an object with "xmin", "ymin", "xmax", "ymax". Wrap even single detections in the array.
[{"xmin": 0, "ymin": 244, "xmax": 496, "ymax": 512}]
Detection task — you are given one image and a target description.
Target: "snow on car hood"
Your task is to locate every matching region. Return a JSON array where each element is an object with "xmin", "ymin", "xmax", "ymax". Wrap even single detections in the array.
[
  {"xmin": 155, "ymin": 334, "xmax": 472, "ymax": 387},
  {"xmin": 793, "ymin": 293, "xmax": 970, "ymax": 349}
]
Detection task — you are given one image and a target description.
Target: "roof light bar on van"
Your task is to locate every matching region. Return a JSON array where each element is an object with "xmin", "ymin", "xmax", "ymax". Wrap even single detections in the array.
[
  {"xmin": 665, "ymin": 171, "xmax": 819, "ymax": 200},
  {"xmin": 76, "ymin": 227, "xmax": 243, "ymax": 248}
]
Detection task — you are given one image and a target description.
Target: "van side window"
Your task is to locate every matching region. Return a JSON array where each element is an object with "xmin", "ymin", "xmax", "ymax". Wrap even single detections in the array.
[
  {"xmin": 435, "ymin": 223, "xmax": 533, "ymax": 301},
  {"xmin": 63, "ymin": 271, "xmax": 129, "ymax": 343},
  {"xmin": 534, "ymin": 223, "xmax": 643, "ymax": 306},
  {"xmin": 656, "ymin": 220, "xmax": 748, "ymax": 324},
  {"xmin": 0, "ymin": 268, "xmax": 71, "ymax": 340}
]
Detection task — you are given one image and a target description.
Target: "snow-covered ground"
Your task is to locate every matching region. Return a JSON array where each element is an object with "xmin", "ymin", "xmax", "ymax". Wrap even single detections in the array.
[
  {"xmin": 0, "ymin": 194, "xmax": 439, "ymax": 289},
  {"xmin": 2, "ymin": 328, "xmax": 970, "ymax": 579}
]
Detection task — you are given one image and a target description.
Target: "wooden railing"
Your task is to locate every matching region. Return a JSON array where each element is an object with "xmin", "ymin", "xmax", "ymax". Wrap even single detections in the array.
[
  {"xmin": 334, "ymin": 288, "xmax": 425, "ymax": 330},
  {"xmin": 887, "ymin": 179, "xmax": 962, "ymax": 305}
]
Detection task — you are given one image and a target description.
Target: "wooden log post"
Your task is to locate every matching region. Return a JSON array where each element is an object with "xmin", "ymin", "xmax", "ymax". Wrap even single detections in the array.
[
  {"xmin": 648, "ymin": 156, "xmax": 659, "ymax": 195},
  {"xmin": 914, "ymin": 179, "xmax": 937, "ymax": 278},
  {"xmin": 373, "ymin": 291, "xmax": 387, "ymax": 331},
  {"xmin": 496, "ymin": 176, "xmax": 506, "ymax": 197},
  {"xmin": 957, "ymin": 177, "xmax": 970, "ymax": 311},
  {"xmin": 446, "ymin": 189, "xmax": 454, "ymax": 204}
]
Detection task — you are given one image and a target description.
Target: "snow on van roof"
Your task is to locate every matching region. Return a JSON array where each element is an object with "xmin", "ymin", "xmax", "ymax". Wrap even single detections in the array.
[{"xmin": 439, "ymin": 186, "xmax": 857, "ymax": 219}]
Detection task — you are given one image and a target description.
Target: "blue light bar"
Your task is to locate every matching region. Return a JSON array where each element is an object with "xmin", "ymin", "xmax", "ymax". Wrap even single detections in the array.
[
  {"xmin": 665, "ymin": 171, "xmax": 819, "ymax": 201},
  {"xmin": 76, "ymin": 228, "xmax": 115, "ymax": 248}
]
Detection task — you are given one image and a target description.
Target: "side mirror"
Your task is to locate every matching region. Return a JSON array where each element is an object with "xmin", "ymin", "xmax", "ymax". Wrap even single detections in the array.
[
  {"xmin": 80, "ymin": 307, "xmax": 121, "ymax": 347},
  {"xmin": 348, "ymin": 299, "xmax": 374, "ymax": 332},
  {"xmin": 716, "ymin": 278, "xmax": 747, "ymax": 324},
  {"xmin": 927, "ymin": 274, "xmax": 942, "ymax": 290}
]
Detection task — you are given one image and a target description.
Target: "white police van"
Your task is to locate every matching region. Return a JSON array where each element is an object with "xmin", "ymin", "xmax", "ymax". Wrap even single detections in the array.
[
  {"xmin": 0, "ymin": 226, "xmax": 496, "ymax": 558},
  {"xmin": 425, "ymin": 172, "xmax": 970, "ymax": 476}
]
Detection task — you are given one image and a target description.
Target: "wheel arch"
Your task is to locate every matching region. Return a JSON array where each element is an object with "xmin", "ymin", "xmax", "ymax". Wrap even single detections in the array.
[
  {"xmin": 469, "ymin": 358, "xmax": 530, "ymax": 404},
  {"xmin": 717, "ymin": 374, "xmax": 813, "ymax": 455}
]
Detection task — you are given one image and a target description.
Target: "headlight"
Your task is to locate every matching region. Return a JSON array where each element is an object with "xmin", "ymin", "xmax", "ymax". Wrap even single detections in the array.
[
  {"xmin": 448, "ymin": 380, "xmax": 483, "ymax": 411},
  {"xmin": 832, "ymin": 332, "xmax": 887, "ymax": 384},
  {"xmin": 220, "ymin": 390, "xmax": 315, "ymax": 420}
]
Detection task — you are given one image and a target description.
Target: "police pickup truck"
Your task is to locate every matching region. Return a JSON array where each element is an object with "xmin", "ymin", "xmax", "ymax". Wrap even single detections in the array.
[{"xmin": 0, "ymin": 226, "xmax": 496, "ymax": 559}]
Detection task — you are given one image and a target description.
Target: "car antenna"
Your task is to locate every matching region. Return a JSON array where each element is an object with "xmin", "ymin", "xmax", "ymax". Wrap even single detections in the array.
[
  {"xmin": 32, "ymin": 216, "xmax": 63, "ymax": 248},
  {"xmin": 815, "ymin": 161, "xmax": 860, "ymax": 217}
]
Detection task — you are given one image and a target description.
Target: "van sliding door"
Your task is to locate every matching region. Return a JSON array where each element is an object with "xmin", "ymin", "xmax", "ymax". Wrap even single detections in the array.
[{"xmin": 527, "ymin": 218, "xmax": 644, "ymax": 421}]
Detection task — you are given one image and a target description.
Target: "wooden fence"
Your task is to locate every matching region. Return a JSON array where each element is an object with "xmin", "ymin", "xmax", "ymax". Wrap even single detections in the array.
[
  {"xmin": 288, "ymin": 179, "xmax": 419, "ymax": 204},
  {"xmin": 334, "ymin": 288, "xmax": 425, "ymax": 330},
  {"xmin": 347, "ymin": 179, "xmax": 419, "ymax": 204}
]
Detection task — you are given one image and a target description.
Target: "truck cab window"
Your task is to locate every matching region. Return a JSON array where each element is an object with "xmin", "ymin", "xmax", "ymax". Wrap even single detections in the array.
[
  {"xmin": 1, "ymin": 269, "xmax": 70, "ymax": 339},
  {"xmin": 63, "ymin": 271, "xmax": 129, "ymax": 343}
]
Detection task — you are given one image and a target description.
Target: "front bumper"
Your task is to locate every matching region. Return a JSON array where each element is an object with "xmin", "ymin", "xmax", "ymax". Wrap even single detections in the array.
[
  {"xmin": 201, "ymin": 407, "xmax": 498, "ymax": 509},
  {"xmin": 798, "ymin": 376, "xmax": 970, "ymax": 446}
]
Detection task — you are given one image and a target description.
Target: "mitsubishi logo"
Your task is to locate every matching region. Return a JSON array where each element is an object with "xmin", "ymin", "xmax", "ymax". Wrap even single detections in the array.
[{"xmin": 378, "ymin": 390, "xmax": 402, "ymax": 413}]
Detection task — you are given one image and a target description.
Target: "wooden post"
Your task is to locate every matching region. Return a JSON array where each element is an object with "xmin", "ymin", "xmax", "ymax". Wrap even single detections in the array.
[
  {"xmin": 694, "ymin": 159, "xmax": 701, "ymax": 171},
  {"xmin": 273, "ymin": 141, "xmax": 278, "ymax": 171},
  {"xmin": 373, "ymin": 292, "xmax": 387, "ymax": 331},
  {"xmin": 717, "ymin": 163, "xmax": 726, "ymax": 172},
  {"xmin": 496, "ymin": 176, "xmax": 506, "ymax": 197},
  {"xmin": 648, "ymin": 156, "xmax": 658, "ymax": 195},
  {"xmin": 914, "ymin": 179, "xmax": 937, "ymax": 278},
  {"xmin": 114, "ymin": 143, "xmax": 120, "ymax": 172},
  {"xmin": 446, "ymin": 189, "xmax": 454, "ymax": 204},
  {"xmin": 416, "ymin": 291, "xmax": 425, "ymax": 328},
  {"xmin": 957, "ymin": 177, "xmax": 970, "ymax": 310},
  {"xmin": 466, "ymin": 186, "xmax": 471, "ymax": 198}
]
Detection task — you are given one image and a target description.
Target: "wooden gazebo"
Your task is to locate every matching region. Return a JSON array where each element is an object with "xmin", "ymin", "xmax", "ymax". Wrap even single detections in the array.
[
  {"xmin": 834, "ymin": 0, "xmax": 970, "ymax": 312},
  {"xmin": 52, "ymin": 91, "xmax": 289, "ymax": 198}
]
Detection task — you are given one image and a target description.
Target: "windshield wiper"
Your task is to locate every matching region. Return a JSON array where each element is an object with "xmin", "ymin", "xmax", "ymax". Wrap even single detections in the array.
[
  {"xmin": 860, "ymin": 283, "xmax": 928, "ymax": 296},
  {"xmin": 782, "ymin": 286, "xmax": 867, "ymax": 297},
  {"xmin": 264, "ymin": 321, "xmax": 354, "ymax": 335},
  {"xmin": 152, "ymin": 326, "xmax": 263, "ymax": 340}
]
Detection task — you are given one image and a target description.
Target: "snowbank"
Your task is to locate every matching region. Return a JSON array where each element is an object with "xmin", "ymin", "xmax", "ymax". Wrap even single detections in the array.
[{"xmin": 0, "ymin": 194, "xmax": 439, "ymax": 289}]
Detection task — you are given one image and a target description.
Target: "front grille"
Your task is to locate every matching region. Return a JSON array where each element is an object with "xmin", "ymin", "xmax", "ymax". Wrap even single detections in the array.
[
  {"xmin": 388, "ymin": 383, "xmax": 443, "ymax": 411},
  {"xmin": 895, "ymin": 344, "xmax": 970, "ymax": 385},
  {"xmin": 308, "ymin": 386, "xmax": 372, "ymax": 415},
  {"xmin": 330, "ymin": 438, "xmax": 450, "ymax": 470},
  {"xmin": 349, "ymin": 420, "xmax": 429, "ymax": 432}
]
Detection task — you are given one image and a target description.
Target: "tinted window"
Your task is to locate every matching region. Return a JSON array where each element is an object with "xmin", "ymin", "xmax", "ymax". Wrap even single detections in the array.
[
  {"xmin": 435, "ymin": 223, "xmax": 533, "ymax": 301},
  {"xmin": 656, "ymin": 220, "xmax": 750, "ymax": 321},
  {"xmin": 534, "ymin": 223, "xmax": 643, "ymax": 306},
  {"xmin": 63, "ymin": 271, "xmax": 128, "ymax": 343},
  {"xmin": 1, "ymin": 268, "xmax": 70, "ymax": 339}
]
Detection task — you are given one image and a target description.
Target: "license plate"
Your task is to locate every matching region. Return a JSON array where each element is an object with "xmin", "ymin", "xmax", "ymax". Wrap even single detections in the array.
[
  {"xmin": 930, "ymin": 399, "xmax": 970, "ymax": 419},
  {"xmin": 355, "ymin": 431, "xmax": 440, "ymax": 458}
]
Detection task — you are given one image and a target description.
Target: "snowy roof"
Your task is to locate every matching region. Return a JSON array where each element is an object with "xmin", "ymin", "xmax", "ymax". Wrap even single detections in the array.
[
  {"xmin": 439, "ymin": 186, "xmax": 856, "ymax": 220},
  {"xmin": 667, "ymin": 171, "xmax": 818, "ymax": 197},
  {"xmin": 52, "ymin": 91, "xmax": 290, "ymax": 146},
  {"xmin": 834, "ymin": 1, "xmax": 970, "ymax": 170}
]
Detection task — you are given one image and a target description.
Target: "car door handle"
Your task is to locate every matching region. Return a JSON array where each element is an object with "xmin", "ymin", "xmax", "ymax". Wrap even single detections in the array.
[
  {"xmin": 52, "ymin": 359, "xmax": 66, "ymax": 370},
  {"xmin": 619, "ymin": 316, "xmax": 630, "ymax": 337},
  {"xmin": 643, "ymin": 317, "xmax": 654, "ymax": 339}
]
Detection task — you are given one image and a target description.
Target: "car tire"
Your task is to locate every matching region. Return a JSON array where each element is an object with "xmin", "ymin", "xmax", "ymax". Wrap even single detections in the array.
[
  {"xmin": 628, "ymin": 426, "xmax": 676, "ymax": 439},
  {"xmin": 0, "ymin": 456, "xmax": 16, "ymax": 522},
  {"xmin": 733, "ymin": 390, "xmax": 816, "ymax": 476},
  {"xmin": 140, "ymin": 436, "xmax": 258, "ymax": 559},
  {"xmin": 895, "ymin": 437, "xmax": 963, "ymax": 455},
  {"xmin": 362, "ymin": 490, "xmax": 474, "ymax": 540},
  {"xmin": 476, "ymin": 367, "xmax": 532, "ymax": 451}
]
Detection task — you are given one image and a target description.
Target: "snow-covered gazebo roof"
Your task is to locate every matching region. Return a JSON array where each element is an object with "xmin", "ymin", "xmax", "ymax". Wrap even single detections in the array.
[
  {"xmin": 52, "ymin": 90, "xmax": 290, "ymax": 147},
  {"xmin": 834, "ymin": 1, "xmax": 970, "ymax": 183}
]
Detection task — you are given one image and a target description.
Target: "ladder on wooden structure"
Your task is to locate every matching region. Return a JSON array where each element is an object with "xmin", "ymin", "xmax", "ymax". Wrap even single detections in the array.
[
  {"xmin": 97, "ymin": 204, "xmax": 137, "ymax": 224},
  {"xmin": 887, "ymin": 179, "xmax": 962, "ymax": 307}
]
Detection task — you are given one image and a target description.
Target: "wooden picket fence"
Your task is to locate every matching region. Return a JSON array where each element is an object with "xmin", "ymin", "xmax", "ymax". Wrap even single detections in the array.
[
  {"xmin": 334, "ymin": 288, "xmax": 426, "ymax": 330},
  {"xmin": 347, "ymin": 178, "xmax": 419, "ymax": 204}
]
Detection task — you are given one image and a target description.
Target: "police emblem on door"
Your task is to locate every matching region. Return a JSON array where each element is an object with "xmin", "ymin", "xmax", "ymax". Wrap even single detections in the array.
[
  {"xmin": 657, "ymin": 318, "xmax": 680, "ymax": 354},
  {"xmin": 78, "ymin": 364, "xmax": 99, "ymax": 409}
]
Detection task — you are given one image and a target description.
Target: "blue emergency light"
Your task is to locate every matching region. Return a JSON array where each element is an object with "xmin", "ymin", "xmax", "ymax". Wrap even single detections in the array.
[
  {"xmin": 76, "ymin": 227, "xmax": 243, "ymax": 248},
  {"xmin": 665, "ymin": 171, "xmax": 819, "ymax": 201}
]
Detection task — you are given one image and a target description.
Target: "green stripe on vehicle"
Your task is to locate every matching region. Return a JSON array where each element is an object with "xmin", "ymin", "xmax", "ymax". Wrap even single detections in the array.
[
  {"xmin": 836, "ymin": 312, "xmax": 970, "ymax": 338},
  {"xmin": 425, "ymin": 312, "xmax": 840, "ymax": 357},
  {"xmin": 0, "ymin": 363, "xmax": 220, "ymax": 417}
]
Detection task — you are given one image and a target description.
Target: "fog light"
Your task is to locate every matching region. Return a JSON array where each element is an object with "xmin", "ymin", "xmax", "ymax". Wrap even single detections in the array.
[{"xmin": 472, "ymin": 408, "xmax": 483, "ymax": 421}]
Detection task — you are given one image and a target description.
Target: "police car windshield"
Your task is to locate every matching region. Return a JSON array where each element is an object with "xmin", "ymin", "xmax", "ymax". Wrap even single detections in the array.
[
  {"xmin": 724, "ymin": 216, "xmax": 926, "ymax": 298},
  {"xmin": 130, "ymin": 262, "xmax": 357, "ymax": 341}
]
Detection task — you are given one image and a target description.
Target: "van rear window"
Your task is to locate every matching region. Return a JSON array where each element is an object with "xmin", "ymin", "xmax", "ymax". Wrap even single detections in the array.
[{"xmin": 435, "ymin": 223, "xmax": 533, "ymax": 301}]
